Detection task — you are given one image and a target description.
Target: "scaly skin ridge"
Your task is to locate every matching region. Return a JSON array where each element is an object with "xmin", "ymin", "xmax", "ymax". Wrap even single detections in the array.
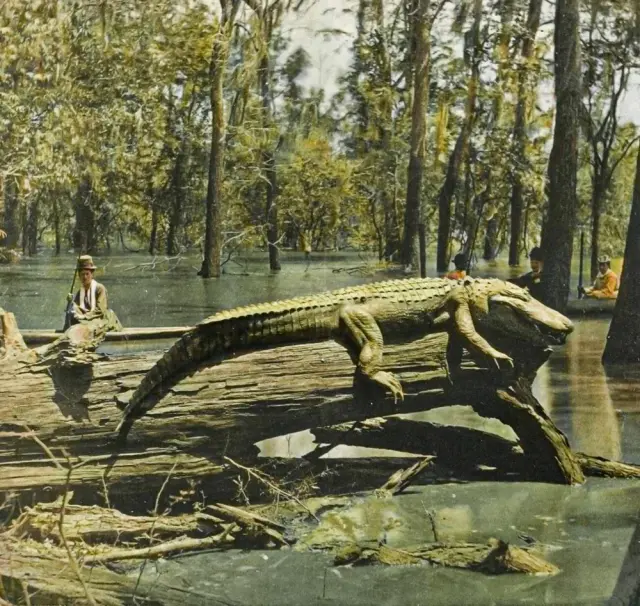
[{"xmin": 116, "ymin": 277, "xmax": 573, "ymax": 433}]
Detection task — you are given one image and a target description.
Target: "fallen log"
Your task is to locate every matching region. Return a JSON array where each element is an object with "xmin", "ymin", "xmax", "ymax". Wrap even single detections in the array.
[
  {"xmin": 0, "ymin": 305, "xmax": 594, "ymax": 513},
  {"xmin": 312, "ymin": 417, "xmax": 525, "ymax": 474},
  {"xmin": 311, "ymin": 418, "xmax": 640, "ymax": 480}
]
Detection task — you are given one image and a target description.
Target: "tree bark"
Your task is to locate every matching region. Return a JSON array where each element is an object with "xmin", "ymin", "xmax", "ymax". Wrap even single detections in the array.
[
  {"xmin": 166, "ymin": 147, "xmax": 186, "ymax": 256},
  {"xmin": 602, "ymin": 145, "xmax": 640, "ymax": 363},
  {"xmin": 200, "ymin": 4, "xmax": 238, "ymax": 279},
  {"xmin": 540, "ymin": 0, "xmax": 581, "ymax": 312},
  {"xmin": 483, "ymin": 216, "xmax": 498, "ymax": 261},
  {"xmin": 259, "ymin": 52, "xmax": 281, "ymax": 272},
  {"xmin": 509, "ymin": 0, "xmax": 542, "ymax": 266},
  {"xmin": 436, "ymin": 0, "xmax": 482, "ymax": 272},
  {"xmin": 401, "ymin": 0, "xmax": 431, "ymax": 270}
]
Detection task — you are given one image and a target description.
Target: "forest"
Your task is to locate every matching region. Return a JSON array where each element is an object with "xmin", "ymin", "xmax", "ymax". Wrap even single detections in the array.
[
  {"xmin": 0, "ymin": 0, "xmax": 638, "ymax": 287},
  {"xmin": 3, "ymin": 2, "xmax": 640, "ymax": 602}
]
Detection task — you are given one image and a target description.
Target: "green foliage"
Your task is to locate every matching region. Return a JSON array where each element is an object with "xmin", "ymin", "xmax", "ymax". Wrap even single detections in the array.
[{"xmin": 0, "ymin": 0, "xmax": 635, "ymax": 267}]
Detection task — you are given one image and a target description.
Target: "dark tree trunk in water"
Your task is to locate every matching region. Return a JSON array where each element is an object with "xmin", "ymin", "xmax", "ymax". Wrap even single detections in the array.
[
  {"xmin": 201, "ymin": 6, "xmax": 237, "ymax": 278},
  {"xmin": 20, "ymin": 202, "xmax": 27, "ymax": 254},
  {"xmin": 483, "ymin": 217, "xmax": 498, "ymax": 261},
  {"xmin": 436, "ymin": 0, "xmax": 482, "ymax": 272},
  {"xmin": 603, "ymin": 146, "xmax": 640, "ymax": 364},
  {"xmin": 26, "ymin": 198, "xmax": 38, "ymax": 256},
  {"xmin": 166, "ymin": 148, "xmax": 186, "ymax": 256},
  {"xmin": 149, "ymin": 204, "xmax": 158, "ymax": 255},
  {"xmin": 73, "ymin": 178, "xmax": 96, "ymax": 253},
  {"xmin": 401, "ymin": 0, "xmax": 431, "ymax": 270},
  {"xmin": 589, "ymin": 181, "xmax": 604, "ymax": 281},
  {"xmin": 200, "ymin": 46, "xmax": 225, "ymax": 279},
  {"xmin": 509, "ymin": 0, "xmax": 542, "ymax": 267},
  {"xmin": 259, "ymin": 53, "xmax": 281, "ymax": 272},
  {"xmin": 52, "ymin": 198, "xmax": 61, "ymax": 255},
  {"xmin": 540, "ymin": 0, "xmax": 581, "ymax": 312},
  {"xmin": 2, "ymin": 179, "xmax": 19, "ymax": 248}
]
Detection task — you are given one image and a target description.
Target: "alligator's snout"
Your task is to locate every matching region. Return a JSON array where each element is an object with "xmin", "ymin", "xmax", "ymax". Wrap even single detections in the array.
[{"xmin": 490, "ymin": 293, "xmax": 573, "ymax": 335}]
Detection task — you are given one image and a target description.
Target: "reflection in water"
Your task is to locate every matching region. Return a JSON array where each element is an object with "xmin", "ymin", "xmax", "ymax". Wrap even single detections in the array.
[
  {"xmin": 568, "ymin": 320, "xmax": 621, "ymax": 460},
  {"xmin": 534, "ymin": 319, "xmax": 622, "ymax": 461}
]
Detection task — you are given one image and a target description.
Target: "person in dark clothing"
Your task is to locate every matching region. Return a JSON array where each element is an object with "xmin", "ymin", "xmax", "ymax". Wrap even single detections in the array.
[
  {"xmin": 445, "ymin": 253, "xmax": 468, "ymax": 280},
  {"xmin": 509, "ymin": 247, "xmax": 544, "ymax": 300}
]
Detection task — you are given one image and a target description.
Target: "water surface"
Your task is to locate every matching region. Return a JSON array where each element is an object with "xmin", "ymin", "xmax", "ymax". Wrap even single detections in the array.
[{"xmin": 2, "ymin": 251, "xmax": 639, "ymax": 605}]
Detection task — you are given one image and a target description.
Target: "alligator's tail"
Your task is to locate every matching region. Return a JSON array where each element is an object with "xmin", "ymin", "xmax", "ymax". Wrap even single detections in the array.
[{"xmin": 115, "ymin": 303, "xmax": 334, "ymax": 433}]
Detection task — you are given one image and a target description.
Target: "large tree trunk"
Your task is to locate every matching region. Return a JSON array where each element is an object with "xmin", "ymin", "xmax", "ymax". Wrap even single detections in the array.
[
  {"xmin": 166, "ymin": 147, "xmax": 186, "ymax": 256},
  {"xmin": 401, "ymin": 0, "xmax": 431, "ymax": 270},
  {"xmin": 260, "ymin": 53, "xmax": 281, "ymax": 272},
  {"xmin": 200, "ymin": 7, "xmax": 237, "ymax": 279},
  {"xmin": 602, "ymin": 145, "xmax": 640, "ymax": 364},
  {"xmin": 540, "ymin": 0, "xmax": 581, "ymax": 312},
  {"xmin": 372, "ymin": 0, "xmax": 401, "ymax": 262},
  {"xmin": 509, "ymin": 0, "xmax": 543, "ymax": 267},
  {"xmin": 436, "ymin": 0, "xmax": 482, "ymax": 272}
]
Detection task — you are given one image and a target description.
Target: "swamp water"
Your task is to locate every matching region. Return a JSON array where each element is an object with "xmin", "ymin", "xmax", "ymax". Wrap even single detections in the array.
[{"xmin": 1, "ymin": 251, "xmax": 639, "ymax": 605}]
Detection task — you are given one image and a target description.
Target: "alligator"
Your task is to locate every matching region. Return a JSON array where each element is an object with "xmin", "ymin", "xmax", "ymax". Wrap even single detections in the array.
[{"xmin": 115, "ymin": 277, "xmax": 573, "ymax": 434}]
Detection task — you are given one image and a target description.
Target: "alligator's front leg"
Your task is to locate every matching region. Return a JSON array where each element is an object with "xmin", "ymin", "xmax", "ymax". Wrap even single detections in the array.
[
  {"xmin": 339, "ymin": 305, "xmax": 404, "ymax": 403},
  {"xmin": 451, "ymin": 299, "xmax": 513, "ymax": 368}
]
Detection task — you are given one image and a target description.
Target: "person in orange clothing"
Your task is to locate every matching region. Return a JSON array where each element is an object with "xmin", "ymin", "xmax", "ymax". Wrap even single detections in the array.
[
  {"xmin": 445, "ymin": 253, "xmax": 467, "ymax": 280},
  {"xmin": 581, "ymin": 256, "xmax": 619, "ymax": 299}
]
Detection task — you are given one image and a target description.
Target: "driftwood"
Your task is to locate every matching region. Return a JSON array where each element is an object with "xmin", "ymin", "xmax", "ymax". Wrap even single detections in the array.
[
  {"xmin": 1, "ymin": 305, "xmax": 638, "ymax": 516},
  {"xmin": 331, "ymin": 539, "xmax": 559, "ymax": 574},
  {"xmin": 1, "ymin": 493, "xmax": 560, "ymax": 606},
  {"xmin": 0, "ymin": 534, "xmax": 217, "ymax": 606},
  {"xmin": 377, "ymin": 457, "xmax": 435, "ymax": 496}
]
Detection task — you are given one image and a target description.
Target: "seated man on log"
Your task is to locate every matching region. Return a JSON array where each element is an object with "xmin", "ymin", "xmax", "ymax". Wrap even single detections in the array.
[
  {"xmin": 508, "ymin": 247, "xmax": 544, "ymax": 301},
  {"xmin": 445, "ymin": 253, "xmax": 468, "ymax": 280},
  {"xmin": 66, "ymin": 255, "xmax": 121, "ymax": 330},
  {"xmin": 580, "ymin": 256, "xmax": 619, "ymax": 300}
]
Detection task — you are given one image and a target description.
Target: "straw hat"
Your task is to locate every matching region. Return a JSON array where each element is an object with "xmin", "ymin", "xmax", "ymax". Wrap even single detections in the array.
[{"xmin": 77, "ymin": 255, "xmax": 97, "ymax": 271}]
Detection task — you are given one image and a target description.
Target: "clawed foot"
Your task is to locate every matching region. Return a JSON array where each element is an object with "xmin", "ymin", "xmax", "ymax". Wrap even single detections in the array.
[
  {"xmin": 490, "ymin": 350, "xmax": 514, "ymax": 370},
  {"xmin": 371, "ymin": 371, "xmax": 405, "ymax": 404}
]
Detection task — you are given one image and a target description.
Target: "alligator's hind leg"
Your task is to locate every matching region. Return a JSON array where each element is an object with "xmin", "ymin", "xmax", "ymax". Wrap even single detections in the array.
[{"xmin": 338, "ymin": 305, "xmax": 404, "ymax": 403}]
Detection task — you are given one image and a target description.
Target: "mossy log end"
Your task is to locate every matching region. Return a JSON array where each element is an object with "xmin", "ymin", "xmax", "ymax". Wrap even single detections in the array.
[{"xmin": 0, "ymin": 306, "xmax": 605, "ymax": 513}]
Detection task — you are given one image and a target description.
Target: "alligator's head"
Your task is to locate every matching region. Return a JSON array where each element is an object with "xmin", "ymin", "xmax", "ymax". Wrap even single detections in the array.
[{"xmin": 469, "ymin": 278, "xmax": 573, "ymax": 350}]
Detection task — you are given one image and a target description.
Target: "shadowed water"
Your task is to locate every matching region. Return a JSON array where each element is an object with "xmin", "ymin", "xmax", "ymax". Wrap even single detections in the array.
[{"xmin": 1, "ymin": 251, "xmax": 639, "ymax": 604}]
